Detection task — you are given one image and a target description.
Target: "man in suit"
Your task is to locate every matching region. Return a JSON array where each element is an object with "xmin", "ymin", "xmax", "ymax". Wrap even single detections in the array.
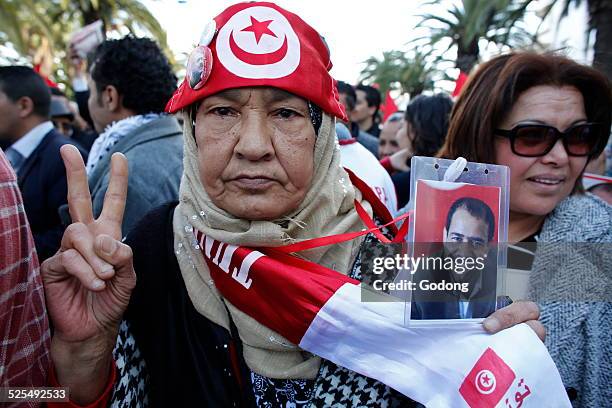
[
  {"xmin": 0, "ymin": 66, "xmax": 87, "ymax": 261},
  {"xmin": 411, "ymin": 197, "xmax": 498, "ymax": 320}
]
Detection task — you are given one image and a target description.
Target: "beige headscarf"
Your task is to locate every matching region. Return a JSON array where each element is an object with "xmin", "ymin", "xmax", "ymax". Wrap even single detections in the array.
[{"xmin": 173, "ymin": 108, "xmax": 373, "ymax": 380}]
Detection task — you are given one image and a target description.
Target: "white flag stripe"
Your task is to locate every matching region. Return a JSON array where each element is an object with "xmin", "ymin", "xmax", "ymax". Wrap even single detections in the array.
[{"xmin": 300, "ymin": 283, "xmax": 570, "ymax": 407}]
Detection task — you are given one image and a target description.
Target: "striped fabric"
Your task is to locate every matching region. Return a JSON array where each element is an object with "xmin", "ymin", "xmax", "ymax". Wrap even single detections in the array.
[
  {"xmin": 197, "ymin": 231, "xmax": 571, "ymax": 407},
  {"xmin": 0, "ymin": 150, "xmax": 50, "ymax": 406}
]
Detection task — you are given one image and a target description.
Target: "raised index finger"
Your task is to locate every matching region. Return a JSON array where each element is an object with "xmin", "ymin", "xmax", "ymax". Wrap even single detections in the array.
[
  {"xmin": 99, "ymin": 152, "xmax": 128, "ymax": 237},
  {"xmin": 61, "ymin": 144, "xmax": 93, "ymax": 224}
]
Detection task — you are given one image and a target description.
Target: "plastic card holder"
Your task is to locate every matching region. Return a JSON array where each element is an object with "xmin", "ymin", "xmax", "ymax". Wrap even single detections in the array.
[{"xmin": 400, "ymin": 156, "xmax": 510, "ymax": 326}]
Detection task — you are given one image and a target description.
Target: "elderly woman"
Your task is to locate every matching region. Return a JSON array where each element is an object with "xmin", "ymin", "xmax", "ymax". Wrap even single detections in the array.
[
  {"xmin": 43, "ymin": 4, "xmax": 546, "ymax": 407},
  {"xmin": 438, "ymin": 52, "xmax": 612, "ymax": 407}
]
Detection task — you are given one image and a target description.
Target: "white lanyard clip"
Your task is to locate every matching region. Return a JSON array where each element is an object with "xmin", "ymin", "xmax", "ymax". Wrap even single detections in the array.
[{"xmin": 442, "ymin": 157, "xmax": 468, "ymax": 182}]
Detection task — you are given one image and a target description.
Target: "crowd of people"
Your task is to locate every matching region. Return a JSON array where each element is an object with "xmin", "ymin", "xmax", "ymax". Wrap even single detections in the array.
[{"xmin": 0, "ymin": 1, "xmax": 610, "ymax": 407}]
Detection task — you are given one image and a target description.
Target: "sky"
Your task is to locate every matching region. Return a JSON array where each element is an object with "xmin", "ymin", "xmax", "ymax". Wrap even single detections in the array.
[
  {"xmin": 141, "ymin": 0, "xmax": 426, "ymax": 84},
  {"xmin": 140, "ymin": 0, "xmax": 590, "ymax": 96},
  {"xmin": 0, "ymin": 0, "xmax": 590, "ymax": 97}
]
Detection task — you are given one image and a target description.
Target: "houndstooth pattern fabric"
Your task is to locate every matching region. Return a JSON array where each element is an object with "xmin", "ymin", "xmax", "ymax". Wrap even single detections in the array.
[
  {"xmin": 109, "ymin": 320, "xmax": 149, "ymax": 407},
  {"xmin": 308, "ymin": 361, "xmax": 409, "ymax": 408},
  {"xmin": 306, "ymin": 224, "xmax": 416, "ymax": 408},
  {"xmin": 107, "ymin": 216, "xmax": 409, "ymax": 407}
]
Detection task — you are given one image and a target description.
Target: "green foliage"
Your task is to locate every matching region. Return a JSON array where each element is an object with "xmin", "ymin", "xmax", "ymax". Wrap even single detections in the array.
[
  {"xmin": 359, "ymin": 49, "xmax": 443, "ymax": 97},
  {"xmin": 414, "ymin": 0, "xmax": 536, "ymax": 72},
  {"xmin": 0, "ymin": 0, "xmax": 176, "ymax": 88},
  {"xmin": 540, "ymin": 0, "xmax": 612, "ymax": 81},
  {"xmin": 359, "ymin": 0, "xmax": 538, "ymax": 100}
]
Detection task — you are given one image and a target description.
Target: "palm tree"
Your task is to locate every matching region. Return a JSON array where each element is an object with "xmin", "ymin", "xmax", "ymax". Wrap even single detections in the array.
[
  {"xmin": 0, "ymin": 0, "xmax": 67, "ymax": 65},
  {"xmin": 0, "ymin": 0, "xmax": 174, "ymax": 85},
  {"xmin": 414, "ymin": 0, "xmax": 536, "ymax": 73},
  {"xmin": 359, "ymin": 49, "xmax": 440, "ymax": 97},
  {"xmin": 360, "ymin": 51, "xmax": 407, "ymax": 96},
  {"xmin": 67, "ymin": 0, "xmax": 169, "ymax": 53},
  {"xmin": 399, "ymin": 50, "xmax": 441, "ymax": 97},
  {"xmin": 540, "ymin": 0, "xmax": 612, "ymax": 81}
]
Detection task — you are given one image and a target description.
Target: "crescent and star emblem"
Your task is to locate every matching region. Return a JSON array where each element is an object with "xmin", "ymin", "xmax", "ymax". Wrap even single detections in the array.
[{"xmin": 216, "ymin": 6, "xmax": 300, "ymax": 79}]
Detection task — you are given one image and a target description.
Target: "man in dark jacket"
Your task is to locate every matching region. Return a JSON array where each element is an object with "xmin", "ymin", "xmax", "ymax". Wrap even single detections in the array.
[
  {"xmin": 73, "ymin": 36, "xmax": 183, "ymax": 237},
  {"xmin": 336, "ymin": 81, "xmax": 379, "ymax": 156},
  {"xmin": 354, "ymin": 84, "xmax": 381, "ymax": 137},
  {"xmin": 0, "ymin": 66, "xmax": 87, "ymax": 260},
  {"xmin": 411, "ymin": 197, "xmax": 498, "ymax": 320}
]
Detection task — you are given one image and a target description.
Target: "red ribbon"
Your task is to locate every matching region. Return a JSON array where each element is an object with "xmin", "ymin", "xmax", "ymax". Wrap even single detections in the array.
[{"xmin": 262, "ymin": 204, "xmax": 411, "ymax": 254}]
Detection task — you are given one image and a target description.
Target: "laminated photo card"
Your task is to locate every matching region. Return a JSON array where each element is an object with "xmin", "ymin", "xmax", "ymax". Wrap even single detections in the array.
[{"xmin": 401, "ymin": 157, "xmax": 511, "ymax": 326}]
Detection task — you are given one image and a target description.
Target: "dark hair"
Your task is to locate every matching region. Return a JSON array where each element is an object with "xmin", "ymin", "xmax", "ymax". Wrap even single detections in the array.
[
  {"xmin": 336, "ymin": 80, "xmax": 356, "ymax": 111},
  {"xmin": 89, "ymin": 36, "xmax": 177, "ymax": 114},
  {"xmin": 356, "ymin": 83, "xmax": 381, "ymax": 119},
  {"xmin": 446, "ymin": 197, "xmax": 495, "ymax": 242},
  {"xmin": 439, "ymin": 52, "xmax": 611, "ymax": 165},
  {"xmin": 0, "ymin": 66, "xmax": 51, "ymax": 118},
  {"xmin": 50, "ymin": 87, "xmax": 66, "ymax": 97},
  {"xmin": 405, "ymin": 93, "xmax": 453, "ymax": 157},
  {"xmin": 386, "ymin": 111, "xmax": 404, "ymax": 123}
]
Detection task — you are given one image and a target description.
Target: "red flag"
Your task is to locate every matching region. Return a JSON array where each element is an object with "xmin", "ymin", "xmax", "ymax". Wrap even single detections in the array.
[
  {"xmin": 33, "ymin": 64, "xmax": 59, "ymax": 89},
  {"xmin": 452, "ymin": 71, "xmax": 468, "ymax": 97},
  {"xmin": 194, "ymin": 189, "xmax": 570, "ymax": 408},
  {"xmin": 381, "ymin": 90, "xmax": 398, "ymax": 122},
  {"xmin": 459, "ymin": 348, "xmax": 516, "ymax": 408},
  {"xmin": 166, "ymin": 2, "xmax": 348, "ymax": 121}
]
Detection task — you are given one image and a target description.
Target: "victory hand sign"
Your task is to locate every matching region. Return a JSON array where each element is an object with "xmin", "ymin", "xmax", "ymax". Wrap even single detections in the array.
[{"xmin": 41, "ymin": 145, "xmax": 136, "ymax": 404}]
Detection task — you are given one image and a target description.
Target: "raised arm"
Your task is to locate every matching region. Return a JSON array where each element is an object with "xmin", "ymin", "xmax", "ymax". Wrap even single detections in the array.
[{"xmin": 41, "ymin": 145, "xmax": 136, "ymax": 405}]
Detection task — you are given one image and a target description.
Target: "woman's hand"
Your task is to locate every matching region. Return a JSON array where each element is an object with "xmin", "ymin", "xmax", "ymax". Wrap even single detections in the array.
[
  {"xmin": 41, "ymin": 145, "xmax": 136, "ymax": 404},
  {"xmin": 389, "ymin": 148, "xmax": 411, "ymax": 172},
  {"xmin": 483, "ymin": 301, "xmax": 546, "ymax": 341}
]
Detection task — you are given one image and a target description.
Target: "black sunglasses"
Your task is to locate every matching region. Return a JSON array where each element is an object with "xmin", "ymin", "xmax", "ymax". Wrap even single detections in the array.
[{"xmin": 495, "ymin": 123, "xmax": 604, "ymax": 157}]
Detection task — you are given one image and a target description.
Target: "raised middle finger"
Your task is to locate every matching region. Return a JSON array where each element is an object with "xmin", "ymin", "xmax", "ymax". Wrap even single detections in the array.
[{"xmin": 99, "ymin": 152, "xmax": 128, "ymax": 239}]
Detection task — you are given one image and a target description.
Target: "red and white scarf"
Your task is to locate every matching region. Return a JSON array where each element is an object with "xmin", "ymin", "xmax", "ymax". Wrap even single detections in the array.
[{"xmin": 195, "ymin": 224, "xmax": 570, "ymax": 408}]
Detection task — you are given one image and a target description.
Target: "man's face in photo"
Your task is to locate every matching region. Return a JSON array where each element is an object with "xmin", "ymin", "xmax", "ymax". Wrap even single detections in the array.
[{"xmin": 443, "ymin": 207, "xmax": 490, "ymax": 261}]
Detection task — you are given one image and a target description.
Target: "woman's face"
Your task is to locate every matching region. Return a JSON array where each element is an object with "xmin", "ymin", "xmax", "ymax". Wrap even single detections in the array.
[
  {"xmin": 495, "ymin": 85, "xmax": 589, "ymax": 216},
  {"xmin": 378, "ymin": 119, "xmax": 401, "ymax": 158},
  {"xmin": 396, "ymin": 119, "xmax": 414, "ymax": 153},
  {"xmin": 195, "ymin": 87, "xmax": 316, "ymax": 220}
]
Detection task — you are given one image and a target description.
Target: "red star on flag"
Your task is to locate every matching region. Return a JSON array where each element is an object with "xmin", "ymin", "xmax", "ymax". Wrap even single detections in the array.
[{"xmin": 241, "ymin": 16, "xmax": 277, "ymax": 43}]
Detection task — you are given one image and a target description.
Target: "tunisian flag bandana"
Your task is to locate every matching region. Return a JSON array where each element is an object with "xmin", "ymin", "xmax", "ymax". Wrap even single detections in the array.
[
  {"xmin": 195, "ymin": 227, "xmax": 570, "ymax": 407},
  {"xmin": 166, "ymin": 2, "xmax": 347, "ymax": 121}
]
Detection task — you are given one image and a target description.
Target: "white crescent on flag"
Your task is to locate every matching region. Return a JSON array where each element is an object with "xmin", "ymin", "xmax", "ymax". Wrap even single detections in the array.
[
  {"xmin": 215, "ymin": 5, "xmax": 300, "ymax": 79},
  {"xmin": 196, "ymin": 232, "xmax": 571, "ymax": 407}
]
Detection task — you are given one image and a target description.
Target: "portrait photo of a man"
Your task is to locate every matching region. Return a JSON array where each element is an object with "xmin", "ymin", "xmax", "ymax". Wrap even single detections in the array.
[
  {"xmin": 443, "ymin": 197, "xmax": 494, "ymax": 261},
  {"xmin": 410, "ymin": 181, "xmax": 501, "ymax": 320}
]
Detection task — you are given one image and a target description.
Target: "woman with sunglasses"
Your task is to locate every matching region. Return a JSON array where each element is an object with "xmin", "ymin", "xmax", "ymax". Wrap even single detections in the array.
[{"xmin": 439, "ymin": 52, "xmax": 611, "ymax": 407}]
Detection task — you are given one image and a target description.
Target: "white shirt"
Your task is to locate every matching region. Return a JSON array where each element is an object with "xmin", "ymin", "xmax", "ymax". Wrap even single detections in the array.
[
  {"xmin": 8, "ymin": 121, "xmax": 54, "ymax": 161},
  {"xmin": 339, "ymin": 139, "xmax": 398, "ymax": 215},
  {"xmin": 459, "ymin": 300, "xmax": 469, "ymax": 319}
]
